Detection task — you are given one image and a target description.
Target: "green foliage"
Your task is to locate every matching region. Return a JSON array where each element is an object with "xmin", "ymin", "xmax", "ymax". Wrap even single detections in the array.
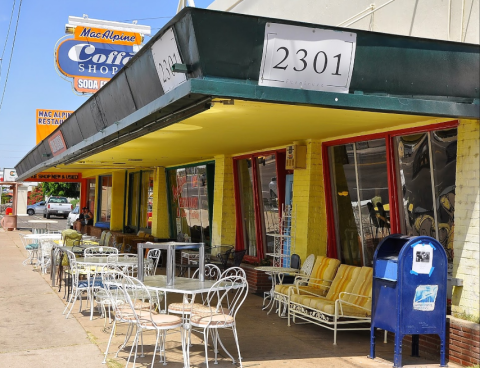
[
  {"xmin": 42, "ymin": 182, "xmax": 80, "ymax": 198},
  {"xmin": 453, "ymin": 311, "xmax": 480, "ymax": 324},
  {"xmin": 1, "ymin": 192, "xmax": 11, "ymax": 204},
  {"xmin": 70, "ymin": 199, "xmax": 79, "ymax": 208}
]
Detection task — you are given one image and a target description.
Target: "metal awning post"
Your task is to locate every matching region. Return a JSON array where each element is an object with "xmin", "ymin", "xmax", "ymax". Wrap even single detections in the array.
[{"xmin": 137, "ymin": 242, "xmax": 205, "ymax": 284}]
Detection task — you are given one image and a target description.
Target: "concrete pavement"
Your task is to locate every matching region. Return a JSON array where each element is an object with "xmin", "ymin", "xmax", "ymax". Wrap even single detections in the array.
[{"xmin": 0, "ymin": 228, "xmax": 461, "ymax": 368}]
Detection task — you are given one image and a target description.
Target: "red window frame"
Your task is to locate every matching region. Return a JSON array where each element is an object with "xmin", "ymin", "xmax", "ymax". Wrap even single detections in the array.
[
  {"xmin": 322, "ymin": 120, "xmax": 459, "ymax": 260},
  {"xmin": 233, "ymin": 149, "xmax": 286, "ymax": 263}
]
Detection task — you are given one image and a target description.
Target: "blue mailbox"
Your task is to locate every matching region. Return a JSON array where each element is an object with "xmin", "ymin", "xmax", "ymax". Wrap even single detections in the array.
[{"xmin": 369, "ymin": 234, "xmax": 447, "ymax": 368}]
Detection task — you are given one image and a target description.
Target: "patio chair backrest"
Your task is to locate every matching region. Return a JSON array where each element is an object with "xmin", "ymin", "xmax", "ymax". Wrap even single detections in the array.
[
  {"xmin": 307, "ymin": 256, "xmax": 341, "ymax": 289},
  {"xmin": 232, "ymin": 249, "xmax": 246, "ymax": 267},
  {"xmin": 192, "ymin": 263, "xmax": 221, "ymax": 281},
  {"xmin": 290, "ymin": 254, "xmax": 301, "ymax": 270},
  {"xmin": 145, "ymin": 248, "xmax": 161, "ymax": 276},
  {"xmin": 300, "ymin": 254, "xmax": 315, "ymax": 276},
  {"xmin": 204, "ymin": 275, "xmax": 248, "ymax": 320},
  {"xmin": 98, "ymin": 231, "xmax": 108, "ymax": 246},
  {"xmin": 84, "ymin": 246, "xmax": 119, "ymax": 257},
  {"xmin": 221, "ymin": 266, "xmax": 246, "ymax": 278},
  {"xmin": 107, "ymin": 253, "xmax": 138, "ymax": 276}
]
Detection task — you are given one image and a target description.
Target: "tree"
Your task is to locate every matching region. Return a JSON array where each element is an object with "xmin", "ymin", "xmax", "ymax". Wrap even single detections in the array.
[
  {"xmin": 28, "ymin": 183, "xmax": 44, "ymax": 205},
  {"xmin": 42, "ymin": 182, "xmax": 80, "ymax": 198}
]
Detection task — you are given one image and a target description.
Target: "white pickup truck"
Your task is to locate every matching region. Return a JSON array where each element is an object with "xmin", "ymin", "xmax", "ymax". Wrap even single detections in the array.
[{"xmin": 43, "ymin": 196, "xmax": 73, "ymax": 219}]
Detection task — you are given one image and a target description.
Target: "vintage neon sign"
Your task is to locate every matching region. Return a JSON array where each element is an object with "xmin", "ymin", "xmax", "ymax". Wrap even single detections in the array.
[{"xmin": 55, "ymin": 17, "xmax": 149, "ymax": 94}]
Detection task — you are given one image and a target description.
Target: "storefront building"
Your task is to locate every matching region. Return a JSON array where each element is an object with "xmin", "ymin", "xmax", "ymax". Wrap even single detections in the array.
[{"xmin": 15, "ymin": 7, "xmax": 479, "ymax": 341}]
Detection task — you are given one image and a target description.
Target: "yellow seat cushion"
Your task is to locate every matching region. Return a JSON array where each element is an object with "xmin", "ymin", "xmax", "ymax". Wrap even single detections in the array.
[
  {"xmin": 345, "ymin": 266, "xmax": 373, "ymax": 311},
  {"xmin": 325, "ymin": 265, "xmax": 362, "ymax": 301},
  {"xmin": 308, "ymin": 256, "xmax": 341, "ymax": 289},
  {"xmin": 275, "ymin": 284, "xmax": 292, "ymax": 295},
  {"xmin": 297, "ymin": 285, "xmax": 328, "ymax": 297},
  {"xmin": 323, "ymin": 303, "xmax": 371, "ymax": 317},
  {"xmin": 290, "ymin": 293, "xmax": 324, "ymax": 307}
]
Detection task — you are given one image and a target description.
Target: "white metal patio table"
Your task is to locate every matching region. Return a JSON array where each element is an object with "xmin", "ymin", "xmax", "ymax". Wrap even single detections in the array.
[{"xmin": 254, "ymin": 266, "xmax": 299, "ymax": 314}]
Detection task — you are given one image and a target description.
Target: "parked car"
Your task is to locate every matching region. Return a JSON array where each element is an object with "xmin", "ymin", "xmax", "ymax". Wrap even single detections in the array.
[
  {"xmin": 27, "ymin": 201, "xmax": 45, "ymax": 216},
  {"xmin": 66, "ymin": 204, "xmax": 80, "ymax": 229},
  {"xmin": 44, "ymin": 196, "xmax": 72, "ymax": 219}
]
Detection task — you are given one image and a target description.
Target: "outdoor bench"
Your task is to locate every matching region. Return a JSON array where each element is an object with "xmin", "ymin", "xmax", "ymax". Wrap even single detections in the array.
[
  {"xmin": 288, "ymin": 264, "xmax": 373, "ymax": 345},
  {"xmin": 273, "ymin": 255, "xmax": 341, "ymax": 317}
]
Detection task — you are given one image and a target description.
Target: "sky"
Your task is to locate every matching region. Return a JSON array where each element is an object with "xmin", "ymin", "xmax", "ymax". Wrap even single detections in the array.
[{"xmin": 0, "ymin": 0, "xmax": 214, "ymax": 172}]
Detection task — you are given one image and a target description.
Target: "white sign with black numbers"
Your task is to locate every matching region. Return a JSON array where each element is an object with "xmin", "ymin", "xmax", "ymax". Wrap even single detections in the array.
[
  {"xmin": 259, "ymin": 23, "xmax": 356, "ymax": 93},
  {"xmin": 151, "ymin": 28, "xmax": 187, "ymax": 93}
]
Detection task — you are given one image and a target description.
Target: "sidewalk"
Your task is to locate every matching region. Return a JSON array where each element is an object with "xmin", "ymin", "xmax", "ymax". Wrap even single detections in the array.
[{"xmin": 0, "ymin": 228, "xmax": 461, "ymax": 368}]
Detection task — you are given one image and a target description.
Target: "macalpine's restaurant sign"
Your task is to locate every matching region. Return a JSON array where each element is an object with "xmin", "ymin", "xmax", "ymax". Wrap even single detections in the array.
[{"xmin": 56, "ymin": 18, "xmax": 149, "ymax": 94}]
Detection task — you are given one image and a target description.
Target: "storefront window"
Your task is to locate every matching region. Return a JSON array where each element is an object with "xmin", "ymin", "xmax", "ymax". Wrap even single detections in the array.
[
  {"xmin": 237, "ymin": 158, "xmax": 257, "ymax": 257},
  {"xmin": 234, "ymin": 151, "xmax": 286, "ymax": 262},
  {"xmin": 98, "ymin": 176, "xmax": 112, "ymax": 223},
  {"xmin": 87, "ymin": 178, "xmax": 95, "ymax": 214},
  {"xmin": 128, "ymin": 172, "xmax": 140, "ymax": 229},
  {"xmin": 168, "ymin": 164, "xmax": 212, "ymax": 244},
  {"xmin": 327, "ymin": 124, "xmax": 457, "ymax": 269},
  {"xmin": 395, "ymin": 128, "xmax": 457, "ymax": 271},
  {"xmin": 128, "ymin": 170, "xmax": 153, "ymax": 232},
  {"xmin": 329, "ymin": 139, "xmax": 389, "ymax": 266}
]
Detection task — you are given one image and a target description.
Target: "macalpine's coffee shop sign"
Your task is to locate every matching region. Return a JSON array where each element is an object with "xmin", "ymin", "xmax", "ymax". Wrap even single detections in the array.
[{"xmin": 55, "ymin": 16, "xmax": 150, "ymax": 94}]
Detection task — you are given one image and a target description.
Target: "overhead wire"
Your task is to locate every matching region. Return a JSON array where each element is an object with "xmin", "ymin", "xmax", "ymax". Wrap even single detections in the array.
[
  {"xmin": 0, "ymin": 0, "xmax": 23, "ymax": 114},
  {"xmin": 0, "ymin": 0, "xmax": 17, "ymax": 81}
]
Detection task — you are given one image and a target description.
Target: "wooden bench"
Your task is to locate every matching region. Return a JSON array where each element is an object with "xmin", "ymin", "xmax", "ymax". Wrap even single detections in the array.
[{"xmin": 288, "ymin": 264, "xmax": 373, "ymax": 345}]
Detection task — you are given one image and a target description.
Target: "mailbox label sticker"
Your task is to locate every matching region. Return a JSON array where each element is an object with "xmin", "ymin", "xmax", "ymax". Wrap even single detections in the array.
[
  {"xmin": 412, "ymin": 242, "xmax": 434, "ymax": 275},
  {"xmin": 413, "ymin": 285, "xmax": 438, "ymax": 311}
]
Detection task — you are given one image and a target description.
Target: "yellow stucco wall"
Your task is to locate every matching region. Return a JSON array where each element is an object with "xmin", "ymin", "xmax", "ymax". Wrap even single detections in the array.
[
  {"xmin": 151, "ymin": 167, "xmax": 170, "ymax": 238},
  {"xmin": 451, "ymin": 119, "xmax": 480, "ymax": 320},
  {"xmin": 110, "ymin": 171, "xmax": 126, "ymax": 231},
  {"xmin": 211, "ymin": 155, "xmax": 236, "ymax": 247},
  {"xmin": 291, "ymin": 140, "xmax": 328, "ymax": 261}
]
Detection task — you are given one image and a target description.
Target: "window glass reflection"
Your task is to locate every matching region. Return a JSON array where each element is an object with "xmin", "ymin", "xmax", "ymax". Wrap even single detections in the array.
[
  {"xmin": 356, "ymin": 139, "xmax": 389, "ymax": 266},
  {"xmin": 168, "ymin": 165, "xmax": 210, "ymax": 244},
  {"xmin": 431, "ymin": 129, "xmax": 457, "ymax": 266},
  {"xmin": 99, "ymin": 176, "xmax": 112, "ymax": 222},
  {"xmin": 237, "ymin": 158, "xmax": 257, "ymax": 257},
  {"xmin": 396, "ymin": 133, "xmax": 435, "ymax": 237},
  {"xmin": 330, "ymin": 144, "xmax": 362, "ymax": 266},
  {"xmin": 257, "ymin": 155, "xmax": 278, "ymax": 254}
]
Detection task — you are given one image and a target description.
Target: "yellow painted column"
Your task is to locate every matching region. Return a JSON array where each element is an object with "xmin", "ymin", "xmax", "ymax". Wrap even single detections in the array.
[
  {"xmin": 291, "ymin": 140, "xmax": 328, "ymax": 261},
  {"xmin": 211, "ymin": 155, "xmax": 236, "ymax": 247},
  {"xmin": 451, "ymin": 119, "xmax": 480, "ymax": 321},
  {"xmin": 152, "ymin": 167, "xmax": 170, "ymax": 238},
  {"xmin": 110, "ymin": 171, "xmax": 126, "ymax": 231}
]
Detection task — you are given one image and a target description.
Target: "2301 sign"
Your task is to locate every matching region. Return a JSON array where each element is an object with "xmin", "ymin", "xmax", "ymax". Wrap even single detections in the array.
[
  {"xmin": 151, "ymin": 28, "xmax": 186, "ymax": 93},
  {"xmin": 259, "ymin": 23, "xmax": 357, "ymax": 93}
]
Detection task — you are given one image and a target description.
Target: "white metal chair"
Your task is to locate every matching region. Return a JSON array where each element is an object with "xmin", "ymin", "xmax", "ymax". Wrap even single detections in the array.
[
  {"xmin": 101, "ymin": 268, "xmax": 138, "ymax": 364},
  {"xmin": 107, "ymin": 253, "xmax": 138, "ymax": 276},
  {"xmin": 189, "ymin": 275, "xmax": 249, "ymax": 368},
  {"xmin": 144, "ymin": 248, "xmax": 161, "ymax": 276},
  {"xmin": 121, "ymin": 274, "xmax": 183, "ymax": 367},
  {"xmin": 63, "ymin": 249, "xmax": 100, "ymax": 319},
  {"xmin": 37, "ymin": 238, "xmax": 55, "ymax": 274},
  {"xmin": 19, "ymin": 233, "xmax": 39, "ymax": 266}
]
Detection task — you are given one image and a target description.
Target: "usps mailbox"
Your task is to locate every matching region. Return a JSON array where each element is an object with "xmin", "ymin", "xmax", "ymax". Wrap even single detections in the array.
[{"xmin": 369, "ymin": 234, "xmax": 447, "ymax": 368}]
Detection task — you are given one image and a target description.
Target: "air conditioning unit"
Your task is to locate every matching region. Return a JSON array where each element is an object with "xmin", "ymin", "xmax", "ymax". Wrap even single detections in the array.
[{"xmin": 285, "ymin": 145, "xmax": 306, "ymax": 170}]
